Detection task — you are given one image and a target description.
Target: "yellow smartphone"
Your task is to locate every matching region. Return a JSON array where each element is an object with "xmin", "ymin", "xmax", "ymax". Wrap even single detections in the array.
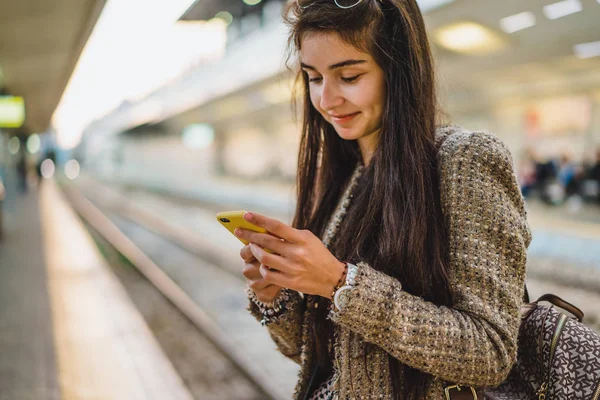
[{"xmin": 216, "ymin": 210, "xmax": 273, "ymax": 252}]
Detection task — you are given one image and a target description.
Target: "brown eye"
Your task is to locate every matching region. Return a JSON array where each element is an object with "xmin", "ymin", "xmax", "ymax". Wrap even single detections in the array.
[{"xmin": 308, "ymin": 76, "xmax": 322, "ymax": 83}]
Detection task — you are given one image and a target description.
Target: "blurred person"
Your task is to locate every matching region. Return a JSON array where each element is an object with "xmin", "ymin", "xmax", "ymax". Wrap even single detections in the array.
[
  {"xmin": 235, "ymin": 1, "xmax": 530, "ymax": 399},
  {"xmin": 589, "ymin": 148, "xmax": 600, "ymax": 181},
  {"xmin": 557, "ymin": 152, "xmax": 578, "ymax": 197},
  {"xmin": 16, "ymin": 151, "xmax": 28, "ymax": 193},
  {"xmin": 533, "ymin": 153, "xmax": 558, "ymax": 204},
  {"xmin": 517, "ymin": 147, "xmax": 537, "ymax": 199},
  {"xmin": 583, "ymin": 147, "xmax": 600, "ymax": 203}
]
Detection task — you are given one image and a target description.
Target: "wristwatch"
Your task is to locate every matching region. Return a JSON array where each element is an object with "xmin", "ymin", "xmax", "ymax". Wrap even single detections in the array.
[{"xmin": 333, "ymin": 262, "xmax": 359, "ymax": 310}]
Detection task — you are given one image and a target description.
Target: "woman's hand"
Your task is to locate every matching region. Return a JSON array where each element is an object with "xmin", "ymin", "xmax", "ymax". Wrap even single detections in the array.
[
  {"xmin": 240, "ymin": 244, "xmax": 282, "ymax": 303},
  {"xmin": 235, "ymin": 212, "xmax": 346, "ymax": 299}
]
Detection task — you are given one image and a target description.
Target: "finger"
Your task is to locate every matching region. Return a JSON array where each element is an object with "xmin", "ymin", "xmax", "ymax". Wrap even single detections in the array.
[
  {"xmin": 242, "ymin": 261, "xmax": 262, "ymax": 280},
  {"xmin": 236, "ymin": 229, "xmax": 287, "ymax": 255},
  {"xmin": 240, "ymin": 245, "xmax": 256, "ymax": 262},
  {"xmin": 249, "ymin": 243, "xmax": 293, "ymax": 274},
  {"xmin": 243, "ymin": 212, "xmax": 306, "ymax": 244},
  {"xmin": 259, "ymin": 263, "xmax": 294, "ymax": 288}
]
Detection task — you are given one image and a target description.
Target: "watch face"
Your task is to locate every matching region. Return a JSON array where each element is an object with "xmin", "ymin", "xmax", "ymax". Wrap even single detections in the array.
[
  {"xmin": 338, "ymin": 290, "xmax": 350, "ymax": 308},
  {"xmin": 335, "ymin": 285, "xmax": 353, "ymax": 309}
]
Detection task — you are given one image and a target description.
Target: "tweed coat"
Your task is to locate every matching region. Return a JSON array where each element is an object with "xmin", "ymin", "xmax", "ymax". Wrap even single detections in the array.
[{"xmin": 248, "ymin": 126, "xmax": 532, "ymax": 399}]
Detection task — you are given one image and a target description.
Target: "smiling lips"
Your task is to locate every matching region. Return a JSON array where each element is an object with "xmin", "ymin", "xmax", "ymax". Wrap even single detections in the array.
[{"xmin": 331, "ymin": 111, "xmax": 360, "ymax": 124}]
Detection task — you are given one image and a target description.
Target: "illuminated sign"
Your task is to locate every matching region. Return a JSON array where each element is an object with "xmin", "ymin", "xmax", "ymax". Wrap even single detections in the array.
[{"xmin": 0, "ymin": 96, "xmax": 26, "ymax": 128}]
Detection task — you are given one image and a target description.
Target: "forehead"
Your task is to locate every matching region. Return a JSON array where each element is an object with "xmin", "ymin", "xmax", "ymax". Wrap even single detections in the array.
[{"xmin": 299, "ymin": 32, "xmax": 372, "ymax": 66}]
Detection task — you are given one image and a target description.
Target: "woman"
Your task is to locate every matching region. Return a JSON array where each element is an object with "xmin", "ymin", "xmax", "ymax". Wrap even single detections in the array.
[{"xmin": 235, "ymin": 0, "xmax": 531, "ymax": 399}]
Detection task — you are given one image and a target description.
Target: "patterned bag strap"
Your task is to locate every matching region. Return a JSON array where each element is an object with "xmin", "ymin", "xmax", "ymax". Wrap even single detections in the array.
[{"xmin": 535, "ymin": 293, "xmax": 584, "ymax": 322}]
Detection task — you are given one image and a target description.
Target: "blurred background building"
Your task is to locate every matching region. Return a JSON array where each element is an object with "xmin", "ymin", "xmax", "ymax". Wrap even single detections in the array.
[
  {"xmin": 75, "ymin": 0, "xmax": 600, "ymax": 207},
  {"xmin": 1, "ymin": 1, "xmax": 600, "ymax": 399}
]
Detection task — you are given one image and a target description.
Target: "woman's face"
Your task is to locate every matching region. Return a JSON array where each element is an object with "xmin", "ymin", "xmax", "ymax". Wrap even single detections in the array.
[{"xmin": 300, "ymin": 32, "xmax": 386, "ymax": 146}]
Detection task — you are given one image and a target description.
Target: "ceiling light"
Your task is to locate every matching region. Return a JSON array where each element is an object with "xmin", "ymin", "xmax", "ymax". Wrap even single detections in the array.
[
  {"xmin": 433, "ymin": 21, "xmax": 507, "ymax": 55},
  {"xmin": 64, "ymin": 160, "xmax": 81, "ymax": 180},
  {"xmin": 27, "ymin": 134, "xmax": 42, "ymax": 154},
  {"xmin": 543, "ymin": 0, "xmax": 582, "ymax": 20},
  {"xmin": 41, "ymin": 159, "xmax": 55, "ymax": 179},
  {"xmin": 182, "ymin": 124, "xmax": 215, "ymax": 149},
  {"xmin": 573, "ymin": 41, "xmax": 600, "ymax": 59},
  {"xmin": 500, "ymin": 11, "xmax": 536, "ymax": 33},
  {"xmin": 417, "ymin": 0, "xmax": 455, "ymax": 12},
  {"xmin": 8, "ymin": 137, "xmax": 20, "ymax": 155},
  {"xmin": 243, "ymin": 0, "xmax": 262, "ymax": 5},
  {"xmin": 214, "ymin": 11, "xmax": 233, "ymax": 26}
]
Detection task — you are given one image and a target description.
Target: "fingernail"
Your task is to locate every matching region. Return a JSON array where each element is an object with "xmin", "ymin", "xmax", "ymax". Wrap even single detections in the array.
[
  {"xmin": 243, "ymin": 212, "xmax": 252, "ymax": 221},
  {"xmin": 234, "ymin": 228, "xmax": 242, "ymax": 237}
]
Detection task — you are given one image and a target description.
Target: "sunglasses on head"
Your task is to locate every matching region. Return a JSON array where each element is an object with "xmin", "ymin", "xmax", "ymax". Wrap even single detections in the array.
[{"xmin": 295, "ymin": 0, "xmax": 367, "ymax": 10}]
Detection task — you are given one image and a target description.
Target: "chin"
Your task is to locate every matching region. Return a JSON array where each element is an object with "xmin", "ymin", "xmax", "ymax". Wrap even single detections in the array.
[{"xmin": 334, "ymin": 127, "xmax": 363, "ymax": 141}]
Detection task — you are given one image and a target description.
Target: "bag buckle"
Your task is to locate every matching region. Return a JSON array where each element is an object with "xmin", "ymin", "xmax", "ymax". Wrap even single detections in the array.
[{"xmin": 444, "ymin": 384, "xmax": 478, "ymax": 400}]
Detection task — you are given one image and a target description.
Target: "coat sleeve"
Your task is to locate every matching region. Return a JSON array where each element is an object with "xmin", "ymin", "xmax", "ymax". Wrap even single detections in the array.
[
  {"xmin": 328, "ymin": 131, "xmax": 532, "ymax": 387},
  {"xmin": 247, "ymin": 290, "xmax": 306, "ymax": 364}
]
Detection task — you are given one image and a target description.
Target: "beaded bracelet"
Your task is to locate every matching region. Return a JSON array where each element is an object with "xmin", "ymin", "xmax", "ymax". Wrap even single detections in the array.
[
  {"xmin": 330, "ymin": 262, "xmax": 348, "ymax": 300},
  {"xmin": 247, "ymin": 286, "xmax": 292, "ymax": 326}
]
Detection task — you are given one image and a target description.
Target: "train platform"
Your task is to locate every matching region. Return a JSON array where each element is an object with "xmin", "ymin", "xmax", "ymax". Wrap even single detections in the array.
[
  {"xmin": 0, "ymin": 174, "xmax": 192, "ymax": 400},
  {"xmin": 0, "ymin": 173, "xmax": 60, "ymax": 400}
]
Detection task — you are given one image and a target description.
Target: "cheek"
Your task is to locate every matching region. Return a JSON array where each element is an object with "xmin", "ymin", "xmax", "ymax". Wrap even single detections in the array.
[
  {"xmin": 362, "ymin": 79, "xmax": 385, "ymax": 115},
  {"xmin": 374, "ymin": 89, "xmax": 385, "ymax": 118},
  {"xmin": 353, "ymin": 86, "xmax": 379, "ymax": 113}
]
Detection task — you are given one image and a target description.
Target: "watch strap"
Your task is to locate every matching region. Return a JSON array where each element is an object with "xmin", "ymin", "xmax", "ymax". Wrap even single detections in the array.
[{"xmin": 332, "ymin": 263, "xmax": 359, "ymax": 311}]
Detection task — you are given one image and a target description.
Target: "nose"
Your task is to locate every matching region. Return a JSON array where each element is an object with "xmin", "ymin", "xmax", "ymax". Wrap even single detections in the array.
[{"xmin": 319, "ymin": 80, "xmax": 344, "ymax": 112}]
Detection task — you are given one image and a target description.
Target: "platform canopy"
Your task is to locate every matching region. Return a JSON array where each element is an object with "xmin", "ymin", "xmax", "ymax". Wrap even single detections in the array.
[{"xmin": 0, "ymin": 0, "xmax": 107, "ymax": 134}]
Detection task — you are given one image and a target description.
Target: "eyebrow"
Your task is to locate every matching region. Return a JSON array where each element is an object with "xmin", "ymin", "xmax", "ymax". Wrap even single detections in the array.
[{"xmin": 300, "ymin": 59, "xmax": 367, "ymax": 71}]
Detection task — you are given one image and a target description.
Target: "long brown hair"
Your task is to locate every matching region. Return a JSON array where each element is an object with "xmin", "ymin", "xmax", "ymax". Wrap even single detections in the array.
[{"xmin": 285, "ymin": 0, "xmax": 454, "ymax": 398}]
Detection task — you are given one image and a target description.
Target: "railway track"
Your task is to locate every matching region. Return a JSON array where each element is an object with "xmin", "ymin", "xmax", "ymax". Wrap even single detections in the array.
[{"xmin": 59, "ymin": 179, "xmax": 298, "ymax": 400}]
